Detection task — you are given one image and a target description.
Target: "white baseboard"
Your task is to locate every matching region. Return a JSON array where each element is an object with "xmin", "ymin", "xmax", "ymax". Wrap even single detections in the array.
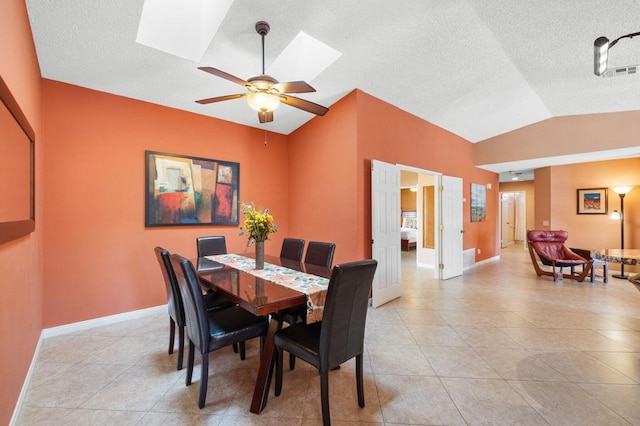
[
  {"xmin": 475, "ymin": 255, "xmax": 500, "ymax": 267},
  {"xmin": 41, "ymin": 305, "xmax": 166, "ymax": 338},
  {"xmin": 11, "ymin": 304, "xmax": 167, "ymax": 425},
  {"xmin": 417, "ymin": 250, "xmax": 500, "ymax": 272},
  {"xmin": 10, "ymin": 334, "xmax": 44, "ymax": 426}
]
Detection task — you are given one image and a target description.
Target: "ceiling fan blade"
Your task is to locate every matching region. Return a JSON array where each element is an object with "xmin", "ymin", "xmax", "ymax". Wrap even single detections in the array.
[
  {"xmin": 196, "ymin": 93, "xmax": 247, "ymax": 105},
  {"xmin": 198, "ymin": 67, "xmax": 250, "ymax": 87},
  {"xmin": 272, "ymin": 81, "xmax": 316, "ymax": 94},
  {"xmin": 259, "ymin": 110, "xmax": 274, "ymax": 123},
  {"xmin": 279, "ymin": 95, "xmax": 329, "ymax": 116}
]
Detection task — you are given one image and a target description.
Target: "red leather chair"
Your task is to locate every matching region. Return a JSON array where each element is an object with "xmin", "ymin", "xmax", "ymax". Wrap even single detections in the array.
[{"xmin": 527, "ymin": 230, "xmax": 593, "ymax": 282}]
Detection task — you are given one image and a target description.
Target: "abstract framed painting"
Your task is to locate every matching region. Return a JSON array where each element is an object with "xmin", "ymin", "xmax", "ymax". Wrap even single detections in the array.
[
  {"xmin": 145, "ymin": 151, "xmax": 239, "ymax": 226},
  {"xmin": 576, "ymin": 187, "xmax": 607, "ymax": 214}
]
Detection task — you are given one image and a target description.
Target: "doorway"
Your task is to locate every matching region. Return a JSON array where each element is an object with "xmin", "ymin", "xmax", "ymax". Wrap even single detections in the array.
[
  {"xmin": 371, "ymin": 160, "xmax": 463, "ymax": 307},
  {"xmin": 500, "ymin": 191, "xmax": 526, "ymax": 249},
  {"xmin": 398, "ymin": 166, "xmax": 463, "ymax": 278},
  {"xmin": 400, "ymin": 169, "xmax": 436, "ymax": 270}
]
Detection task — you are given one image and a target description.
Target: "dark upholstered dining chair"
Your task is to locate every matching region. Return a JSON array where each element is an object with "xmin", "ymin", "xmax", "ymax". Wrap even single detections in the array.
[
  {"xmin": 274, "ymin": 259, "xmax": 378, "ymax": 426},
  {"xmin": 196, "ymin": 235, "xmax": 227, "ymax": 257},
  {"xmin": 304, "ymin": 241, "xmax": 336, "ymax": 268},
  {"xmin": 195, "ymin": 235, "xmax": 244, "ymax": 356},
  {"xmin": 285, "ymin": 240, "xmax": 336, "ymax": 370},
  {"xmin": 280, "ymin": 238, "xmax": 305, "ymax": 262},
  {"xmin": 170, "ymin": 253, "xmax": 268, "ymax": 409},
  {"xmin": 154, "ymin": 247, "xmax": 235, "ymax": 370}
]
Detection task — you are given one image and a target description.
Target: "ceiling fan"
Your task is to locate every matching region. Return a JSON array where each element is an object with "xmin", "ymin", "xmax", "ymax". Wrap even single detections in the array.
[{"xmin": 195, "ymin": 21, "xmax": 329, "ymax": 123}]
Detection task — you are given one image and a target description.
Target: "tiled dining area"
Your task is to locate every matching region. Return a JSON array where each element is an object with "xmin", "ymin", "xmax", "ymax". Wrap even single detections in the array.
[{"xmin": 16, "ymin": 244, "xmax": 640, "ymax": 425}]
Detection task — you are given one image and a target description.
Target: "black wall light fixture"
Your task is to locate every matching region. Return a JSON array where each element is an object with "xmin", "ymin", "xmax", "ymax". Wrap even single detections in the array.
[{"xmin": 594, "ymin": 31, "xmax": 640, "ymax": 76}]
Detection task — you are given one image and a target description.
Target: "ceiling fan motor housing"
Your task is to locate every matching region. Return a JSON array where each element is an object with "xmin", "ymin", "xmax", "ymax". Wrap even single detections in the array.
[
  {"xmin": 247, "ymin": 75, "xmax": 279, "ymax": 92},
  {"xmin": 255, "ymin": 21, "xmax": 270, "ymax": 36}
]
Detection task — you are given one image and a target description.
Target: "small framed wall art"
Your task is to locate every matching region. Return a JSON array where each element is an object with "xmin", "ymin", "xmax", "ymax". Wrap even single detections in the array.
[
  {"xmin": 576, "ymin": 187, "xmax": 608, "ymax": 214},
  {"xmin": 470, "ymin": 183, "xmax": 487, "ymax": 222},
  {"xmin": 145, "ymin": 151, "xmax": 240, "ymax": 226}
]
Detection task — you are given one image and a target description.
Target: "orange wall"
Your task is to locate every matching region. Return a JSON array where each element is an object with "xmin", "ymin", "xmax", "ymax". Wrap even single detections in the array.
[
  {"xmin": 289, "ymin": 90, "xmax": 499, "ymax": 263},
  {"xmin": 354, "ymin": 91, "xmax": 499, "ymax": 261},
  {"xmin": 0, "ymin": 0, "xmax": 43, "ymax": 423},
  {"xmin": 548, "ymin": 159, "xmax": 640, "ymax": 257},
  {"xmin": 41, "ymin": 80, "xmax": 290, "ymax": 327},
  {"xmin": 534, "ymin": 167, "xmax": 552, "ymax": 230},
  {"xmin": 474, "ymin": 111, "xmax": 640, "ymax": 167},
  {"xmin": 505, "ymin": 159, "xmax": 640, "ymax": 274},
  {"xmin": 288, "ymin": 91, "xmax": 359, "ymax": 262}
]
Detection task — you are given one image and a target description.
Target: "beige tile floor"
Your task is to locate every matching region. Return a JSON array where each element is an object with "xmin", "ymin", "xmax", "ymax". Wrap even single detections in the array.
[{"xmin": 16, "ymin": 245, "xmax": 640, "ymax": 425}]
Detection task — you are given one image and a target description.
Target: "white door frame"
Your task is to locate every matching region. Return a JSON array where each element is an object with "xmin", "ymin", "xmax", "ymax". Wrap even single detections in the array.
[
  {"xmin": 372, "ymin": 161, "xmax": 464, "ymax": 306},
  {"xmin": 397, "ymin": 164, "xmax": 441, "ymax": 277},
  {"xmin": 499, "ymin": 191, "xmax": 527, "ymax": 250}
]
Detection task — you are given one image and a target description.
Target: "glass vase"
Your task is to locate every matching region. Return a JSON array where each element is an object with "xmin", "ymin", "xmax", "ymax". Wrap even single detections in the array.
[{"xmin": 255, "ymin": 241, "xmax": 265, "ymax": 270}]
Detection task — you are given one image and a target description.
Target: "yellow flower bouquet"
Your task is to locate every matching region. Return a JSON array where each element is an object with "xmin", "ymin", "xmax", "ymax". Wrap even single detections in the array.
[{"xmin": 239, "ymin": 202, "xmax": 277, "ymax": 247}]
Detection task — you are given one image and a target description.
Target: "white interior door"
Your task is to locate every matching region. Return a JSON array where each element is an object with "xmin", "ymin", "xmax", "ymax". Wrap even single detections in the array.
[
  {"xmin": 514, "ymin": 192, "xmax": 526, "ymax": 242},
  {"xmin": 371, "ymin": 160, "xmax": 401, "ymax": 307},
  {"xmin": 501, "ymin": 193, "xmax": 516, "ymax": 247},
  {"xmin": 439, "ymin": 175, "xmax": 463, "ymax": 280}
]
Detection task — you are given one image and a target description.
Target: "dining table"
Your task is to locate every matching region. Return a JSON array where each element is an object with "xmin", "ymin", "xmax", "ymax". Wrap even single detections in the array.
[{"xmin": 196, "ymin": 253, "xmax": 331, "ymax": 414}]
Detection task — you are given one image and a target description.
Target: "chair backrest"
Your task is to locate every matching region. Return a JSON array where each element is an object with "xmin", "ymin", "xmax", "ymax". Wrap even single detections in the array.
[
  {"xmin": 304, "ymin": 241, "xmax": 336, "ymax": 268},
  {"xmin": 196, "ymin": 236, "xmax": 227, "ymax": 257},
  {"xmin": 527, "ymin": 230, "xmax": 569, "ymax": 244},
  {"xmin": 319, "ymin": 259, "xmax": 378, "ymax": 370},
  {"xmin": 527, "ymin": 230, "xmax": 585, "ymax": 264},
  {"xmin": 170, "ymin": 253, "xmax": 209, "ymax": 352},
  {"xmin": 280, "ymin": 238, "xmax": 305, "ymax": 261},
  {"xmin": 154, "ymin": 246, "xmax": 185, "ymax": 326}
]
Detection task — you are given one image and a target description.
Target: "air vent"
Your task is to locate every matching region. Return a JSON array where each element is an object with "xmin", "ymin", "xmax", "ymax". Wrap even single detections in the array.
[{"xmin": 602, "ymin": 64, "xmax": 639, "ymax": 77}]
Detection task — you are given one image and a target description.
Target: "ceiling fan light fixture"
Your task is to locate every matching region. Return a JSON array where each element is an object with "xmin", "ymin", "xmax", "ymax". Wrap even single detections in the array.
[
  {"xmin": 247, "ymin": 91, "xmax": 280, "ymax": 112},
  {"xmin": 195, "ymin": 21, "xmax": 329, "ymax": 123}
]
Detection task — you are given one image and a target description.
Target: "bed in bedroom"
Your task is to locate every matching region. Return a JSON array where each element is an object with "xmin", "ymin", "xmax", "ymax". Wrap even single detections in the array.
[{"xmin": 401, "ymin": 210, "xmax": 417, "ymax": 251}]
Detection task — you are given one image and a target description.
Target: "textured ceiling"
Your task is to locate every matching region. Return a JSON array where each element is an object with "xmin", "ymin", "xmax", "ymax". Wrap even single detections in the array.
[{"xmin": 26, "ymin": 0, "xmax": 640, "ymax": 179}]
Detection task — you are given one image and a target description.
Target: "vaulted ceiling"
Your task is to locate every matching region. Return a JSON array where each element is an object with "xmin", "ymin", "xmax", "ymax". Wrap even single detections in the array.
[{"xmin": 26, "ymin": 0, "xmax": 640, "ymax": 180}]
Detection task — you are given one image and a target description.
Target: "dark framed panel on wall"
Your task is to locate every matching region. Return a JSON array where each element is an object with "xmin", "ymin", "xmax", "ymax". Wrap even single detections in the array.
[
  {"xmin": 145, "ymin": 151, "xmax": 240, "ymax": 226},
  {"xmin": 0, "ymin": 75, "xmax": 35, "ymax": 245},
  {"xmin": 576, "ymin": 187, "xmax": 608, "ymax": 214}
]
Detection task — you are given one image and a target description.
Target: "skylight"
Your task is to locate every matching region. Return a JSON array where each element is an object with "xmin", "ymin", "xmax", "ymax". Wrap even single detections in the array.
[
  {"xmin": 136, "ymin": 0, "xmax": 234, "ymax": 62},
  {"xmin": 267, "ymin": 31, "xmax": 341, "ymax": 83}
]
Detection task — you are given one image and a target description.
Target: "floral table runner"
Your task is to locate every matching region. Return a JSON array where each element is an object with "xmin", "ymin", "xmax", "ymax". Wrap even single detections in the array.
[{"xmin": 206, "ymin": 254, "xmax": 329, "ymax": 323}]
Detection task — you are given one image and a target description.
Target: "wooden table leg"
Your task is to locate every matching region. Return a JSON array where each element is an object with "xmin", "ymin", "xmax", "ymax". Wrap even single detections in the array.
[{"xmin": 250, "ymin": 313, "xmax": 282, "ymax": 414}]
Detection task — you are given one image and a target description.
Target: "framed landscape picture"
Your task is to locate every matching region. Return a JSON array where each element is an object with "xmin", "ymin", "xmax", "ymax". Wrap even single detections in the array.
[
  {"xmin": 470, "ymin": 183, "xmax": 486, "ymax": 222},
  {"xmin": 576, "ymin": 187, "xmax": 607, "ymax": 214},
  {"xmin": 145, "ymin": 151, "xmax": 239, "ymax": 226}
]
